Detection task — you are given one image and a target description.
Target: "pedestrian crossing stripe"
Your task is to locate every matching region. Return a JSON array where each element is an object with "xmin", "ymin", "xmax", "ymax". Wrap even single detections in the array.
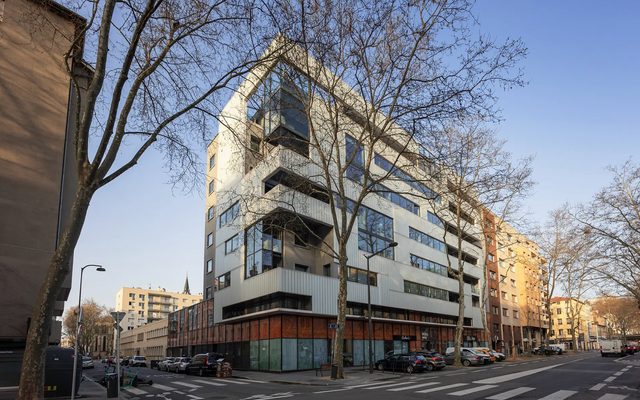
[
  {"xmin": 537, "ymin": 390, "xmax": 578, "ymax": 400},
  {"xmin": 447, "ymin": 384, "xmax": 497, "ymax": 396},
  {"xmin": 172, "ymin": 381, "xmax": 202, "ymax": 388},
  {"xmin": 415, "ymin": 383, "xmax": 468, "ymax": 393},
  {"xmin": 192, "ymin": 379, "xmax": 226, "ymax": 386},
  {"xmin": 386, "ymin": 381, "xmax": 439, "ymax": 391},
  {"xmin": 485, "ymin": 387, "xmax": 535, "ymax": 400}
]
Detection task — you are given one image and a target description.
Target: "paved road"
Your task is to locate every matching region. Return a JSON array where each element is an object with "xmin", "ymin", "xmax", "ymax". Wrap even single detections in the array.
[{"xmin": 83, "ymin": 353, "xmax": 640, "ymax": 400}]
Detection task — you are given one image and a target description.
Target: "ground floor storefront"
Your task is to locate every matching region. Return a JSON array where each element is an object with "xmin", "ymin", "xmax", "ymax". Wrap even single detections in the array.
[{"xmin": 168, "ymin": 305, "xmax": 485, "ymax": 371}]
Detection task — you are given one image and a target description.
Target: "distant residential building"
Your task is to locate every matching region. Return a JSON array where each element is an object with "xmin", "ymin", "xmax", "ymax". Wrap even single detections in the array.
[
  {"xmin": 549, "ymin": 297, "xmax": 597, "ymax": 350},
  {"xmin": 487, "ymin": 216, "xmax": 548, "ymax": 354},
  {"xmin": 0, "ymin": 0, "xmax": 89, "ymax": 385},
  {"xmin": 115, "ymin": 280, "xmax": 202, "ymax": 330},
  {"xmin": 120, "ymin": 319, "xmax": 168, "ymax": 361}
]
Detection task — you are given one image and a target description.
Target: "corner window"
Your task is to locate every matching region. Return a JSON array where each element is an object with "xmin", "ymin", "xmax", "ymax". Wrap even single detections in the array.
[
  {"xmin": 225, "ymin": 234, "xmax": 240, "ymax": 254},
  {"xmin": 245, "ymin": 222, "xmax": 282, "ymax": 277}
]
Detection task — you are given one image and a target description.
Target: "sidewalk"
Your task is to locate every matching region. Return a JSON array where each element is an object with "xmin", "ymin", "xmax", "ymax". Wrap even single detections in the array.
[{"xmin": 0, "ymin": 376, "xmax": 106, "ymax": 400}]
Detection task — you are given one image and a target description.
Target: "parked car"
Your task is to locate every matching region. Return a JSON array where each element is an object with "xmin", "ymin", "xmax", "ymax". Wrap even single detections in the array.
[
  {"xmin": 129, "ymin": 355, "xmax": 147, "ymax": 367},
  {"xmin": 120, "ymin": 357, "xmax": 130, "ymax": 366},
  {"xmin": 444, "ymin": 348, "xmax": 490, "ymax": 366},
  {"xmin": 185, "ymin": 353, "xmax": 225, "ymax": 376},
  {"xmin": 157, "ymin": 357, "xmax": 175, "ymax": 371},
  {"xmin": 82, "ymin": 356, "xmax": 94, "ymax": 369},
  {"xmin": 473, "ymin": 347, "xmax": 505, "ymax": 361},
  {"xmin": 374, "ymin": 354, "xmax": 426, "ymax": 373},
  {"xmin": 169, "ymin": 357, "xmax": 191, "ymax": 373},
  {"xmin": 472, "ymin": 348, "xmax": 496, "ymax": 363},
  {"xmin": 410, "ymin": 352, "xmax": 446, "ymax": 371},
  {"xmin": 533, "ymin": 345, "xmax": 562, "ymax": 355},
  {"xmin": 490, "ymin": 350, "xmax": 506, "ymax": 361}
]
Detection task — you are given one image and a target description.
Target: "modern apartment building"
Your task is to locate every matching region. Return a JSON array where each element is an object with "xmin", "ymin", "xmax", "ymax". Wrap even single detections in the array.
[
  {"xmin": 120, "ymin": 319, "xmax": 168, "ymax": 361},
  {"xmin": 0, "ymin": 0, "xmax": 88, "ymax": 384},
  {"xmin": 168, "ymin": 43, "xmax": 489, "ymax": 371},
  {"xmin": 549, "ymin": 297, "xmax": 598, "ymax": 350},
  {"xmin": 115, "ymin": 282, "xmax": 201, "ymax": 330}
]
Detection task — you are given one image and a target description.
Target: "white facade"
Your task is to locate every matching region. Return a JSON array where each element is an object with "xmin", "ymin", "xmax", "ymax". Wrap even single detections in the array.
[{"xmin": 203, "ymin": 52, "xmax": 486, "ymax": 336}]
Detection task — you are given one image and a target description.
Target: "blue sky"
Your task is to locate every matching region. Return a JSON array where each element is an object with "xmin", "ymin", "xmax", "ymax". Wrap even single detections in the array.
[{"xmin": 68, "ymin": 1, "xmax": 640, "ymax": 310}]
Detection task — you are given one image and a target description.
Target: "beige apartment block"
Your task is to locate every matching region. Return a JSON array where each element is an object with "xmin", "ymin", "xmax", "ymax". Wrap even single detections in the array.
[
  {"xmin": 115, "ymin": 283, "xmax": 202, "ymax": 330},
  {"xmin": 496, "ymin": 223, "xmax": 548, "ymax": 353},
  {"xmin": 549, "ymin": 297, "xmax": 597, "ymax": 350},
  {"xmin": 120, "ymin": 319, "xmax": 168, "ymax": 361}
]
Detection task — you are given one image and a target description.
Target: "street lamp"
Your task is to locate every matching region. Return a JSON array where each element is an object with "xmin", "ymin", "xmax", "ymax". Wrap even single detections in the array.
[
  {"xmin": 71, "ymin": 264, "xmax": 105, "ymax": 400},
  {"xmin": 364, "ymin": 241, "xmax": 397, "ymax": 374}
]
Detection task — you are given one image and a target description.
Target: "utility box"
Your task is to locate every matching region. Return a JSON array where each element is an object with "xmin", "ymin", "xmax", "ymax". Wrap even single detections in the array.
[
  {"xmin": 44, "ymin": 346, "xmax": 81, "ymax": 398},
  {"xmin": 105, "ymin": 373, "xmax": 118, "ymax": 398}
]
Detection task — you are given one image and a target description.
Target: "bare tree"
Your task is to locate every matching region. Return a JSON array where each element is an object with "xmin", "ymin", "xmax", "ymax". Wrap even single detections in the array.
[
  {"xmin": 575, "ymin": 162, "xmax": 640, "ymax": 305},
  {"xmin": 592, "ymin": 296, "xmax": 640, "ymax": 341},
  {"xmin": 217, "ymin": 0, "xmax": 526, "ymax": 378},
  {"xmin": 62, "ymin": 299, "xmax": 112, "ymax": 356},
  {"xmin": 17, "ymin": 0, "xmax": 271, "ymax": 397},
  {"xmin": 418, "ymin": 123, "xmax": 533, "ymax": 364}
]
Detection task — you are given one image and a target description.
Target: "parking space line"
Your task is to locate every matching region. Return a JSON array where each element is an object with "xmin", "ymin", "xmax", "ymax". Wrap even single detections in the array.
[
  {"xmin": 604, "ymin": 376, "xmax": 616, "ymax": 382},
  {"xmin": 590, "ymin": 383, "xmax": 607, "ymax": 391}
]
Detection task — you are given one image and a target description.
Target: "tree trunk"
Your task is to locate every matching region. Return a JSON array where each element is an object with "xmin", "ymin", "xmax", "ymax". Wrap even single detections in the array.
[
  {"xmin": 18, "ymin": 185, "xmax": 94, "ymax": 399},
  {"xmin": 454, "ymin": 272, "xmax": 465, "ymax": 366},
  {"xmin": 332, "ymin": 249, "xmax": 349, "ymax": 379}
]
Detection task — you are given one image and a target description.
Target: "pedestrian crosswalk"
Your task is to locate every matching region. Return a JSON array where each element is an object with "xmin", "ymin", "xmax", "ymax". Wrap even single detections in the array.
[
  {"xmin": 121, "ymin": 377, "xmax": 260, "ymax": 398},
  {"xmin": 311, "ymin": 379, "xmax": 631, "ymax": 400}
]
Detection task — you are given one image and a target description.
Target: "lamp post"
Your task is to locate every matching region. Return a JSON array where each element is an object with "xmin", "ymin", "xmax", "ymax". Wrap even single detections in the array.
[
  {"xmin": 364, "ymin": 241, "xmax": 397, "ymax": 374},
  {"xmin": 71, "ymin": 264, "xmax": 105, "ymax": 400}
]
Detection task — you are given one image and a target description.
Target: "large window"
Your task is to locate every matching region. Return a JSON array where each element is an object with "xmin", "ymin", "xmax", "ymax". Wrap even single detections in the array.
[
  {"xmin": 427, "ymin": 212, "xmax": 444, "ymax": 228},
  {"xmin": 374, "ymin": 153, "xmax": 439, "ymax": 201},
  {"xmin": 347, "ymin": 267, "xmax": 377, "ymax": 286},
  {"xmin": 219, "ymin": 202, "xmax": 240, "ymax": 228},
  {"xmin": 225, "ymin": 234, "xmax": 240, "ymax": 254},
  {"xmin": 409, "ymin": 227, "xmax": 445, "ymax": 252},
  {"xmin": 345, "ymin": 135, "xmax": 364, "ymax": 182},
  {"xmin": 409, "ymin": 254, "xmax": 447, "ymax": 276},
  {"xmin": 403, "ymin": 280, "xmax": 449, "ymax": 301},
  {"xmin": 374, "ymin": 184, "xmax": 419, "ymax": 215},
  {"xmin": 245, "ymin": 222, "xmax": 283, "ymax": 278},
  {"xmin": 357, "ymin": 205, "xmax": 394, "ymax": 259}
]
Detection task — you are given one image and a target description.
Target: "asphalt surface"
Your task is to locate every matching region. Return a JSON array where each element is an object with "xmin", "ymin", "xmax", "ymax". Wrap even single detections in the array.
[{"xmin": 82, "ymin": 352, "xmax": 640, "ymax": 400}]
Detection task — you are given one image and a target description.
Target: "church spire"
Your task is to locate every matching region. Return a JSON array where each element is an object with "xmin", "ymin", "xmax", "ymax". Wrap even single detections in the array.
[{"xmin": 183, "ymin": 274, "xmax": 191, "ymax": 295}]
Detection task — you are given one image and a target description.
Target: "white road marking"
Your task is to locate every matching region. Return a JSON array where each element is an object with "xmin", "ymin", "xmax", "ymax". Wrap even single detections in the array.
[
  {"xmin": 485, "ymin": 387, "xmax": 535, "ymax": 400},
  {"xmin": 313, "ymin": 388, "xmax": 351, "ymax": 394},
  {"xmin": 474, "ymin": 363, "xmax": 565, "ymax": 384},
  {"xmin": 152, "ymin": 384, "xmax": 177, "ymax": 391},
  {"xmin": 604, "ymin": 376, "xmax": 617, "ymax": 382},
  {"xmin": 192, "ymin": 379, "xmax": 226, "ymax": 386},
  {"xmin": 415, "ymin": 383, "xmax": 468, "ymax": 393},
  {"xmin": 386, "ymin": 382, "xmax": 439, "ymax": 391},
  {"xmin": 492, "ymin": 367, "xmax": 504, "ymax": 370},
  {"xmin": 447, "ymin": 384, "xmax": 497, "ymax": 396},
  {"xmin": 596, "ymin": 394, "xmax": 628, "ymax": 400},
  {"xmin": 614, "ymin": 371, "xmax": 624, "ymax": 376},
  {"xmin": 348, "ymin": 382, "xmax": 394, "ymax": 388},
  {"xmin": 172, "ymin": 381, "xmax": 202, "ymax": 388},
  {"xmin": 187, "ymin": 395, "xmax": 204, "ymax": 400},
  {"xmin": 364, "ymin": 381, "xmax": 423, "ymax": 390},
  {"xmin": 237, "ymin": 379, "xmax": 267, "ymax": 383},
  {"xmin": 211, "ymin": 378, "xmax": 249, "ymax": 385},
  {"xmin": 175, "ymin": 390, "xmax": 185, "ymax": 394},
  {"xmin": 123, "ymin": 387, "xmax": 148, "ymax": 395},
  {"xmin": 537, "ymin": 390, "xmax": 578, "ymax": 400},
  {"xmin": 590, "ymin": 383, "xmax": 607, "ymax": 391}
]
